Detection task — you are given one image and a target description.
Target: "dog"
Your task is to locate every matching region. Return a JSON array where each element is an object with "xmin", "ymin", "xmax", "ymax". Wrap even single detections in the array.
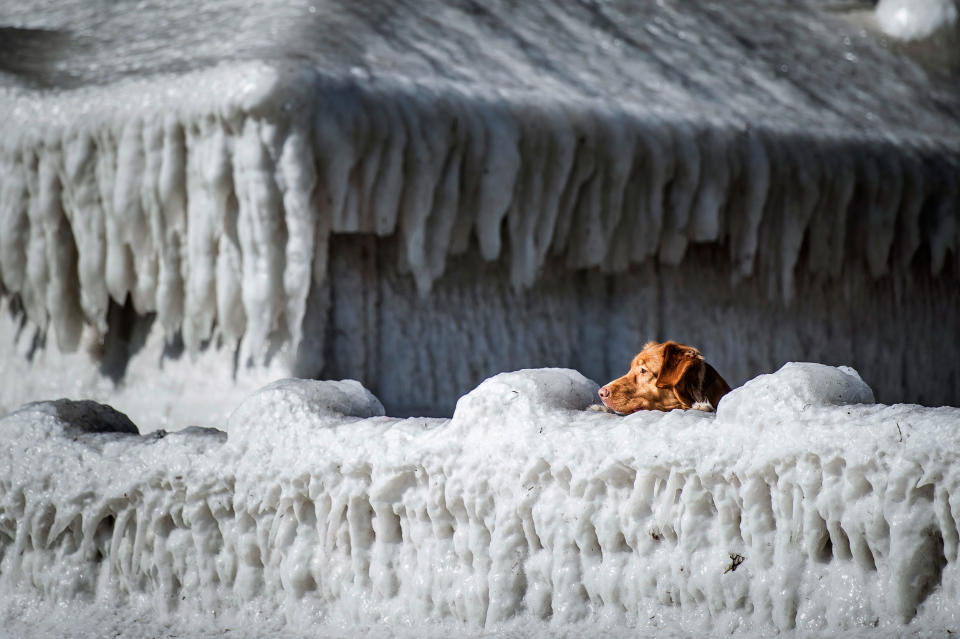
[{"xmin": 596, "ymin": 341, "xmax": 731, "ymax": 414}]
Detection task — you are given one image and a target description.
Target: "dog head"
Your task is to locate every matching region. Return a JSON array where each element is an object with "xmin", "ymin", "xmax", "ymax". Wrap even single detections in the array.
[{"xmin": 598, "ymin": 341, "xmax": 729, "ymax": 413}]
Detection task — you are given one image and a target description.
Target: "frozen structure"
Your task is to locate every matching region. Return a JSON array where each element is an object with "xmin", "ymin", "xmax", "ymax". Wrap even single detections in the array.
[
  {"xmin": 2, "ymin": 365, "xmax": 960, "ymax": 637},
  {"xmin": 1, "ymin": 0, "xmax": 959, "ymax": 424},
  {"xmin": 2, "ymin": 3, "xmax": 960, "ymax": 634},
  {"xmin": 0, "ymin": 0, "xmax": 960, "ymax": 427}
]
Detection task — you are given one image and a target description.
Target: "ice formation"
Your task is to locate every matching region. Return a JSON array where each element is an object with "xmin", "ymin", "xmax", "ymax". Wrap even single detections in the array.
[
  {"xmin": 2, "ymin": 56, "xmax": 958, "ymax": 357},
  {"xmin": 2, "ymin": 364, "xmax": 960, "ymax": 636},
  {"xmin": 1, "ymin": 0, "xmax": 960, "ymax": 418}
]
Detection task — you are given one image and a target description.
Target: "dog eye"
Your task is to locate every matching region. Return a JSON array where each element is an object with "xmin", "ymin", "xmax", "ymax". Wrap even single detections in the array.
[{"xmin": 640, "ymin": 368, "xmax": 647, "ymax": 374}]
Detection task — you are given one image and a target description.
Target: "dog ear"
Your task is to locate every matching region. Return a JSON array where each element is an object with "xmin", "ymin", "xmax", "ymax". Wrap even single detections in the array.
[
  {"xmin": 656, "ymin": 342, "xmax": 701, "ymax": 389},
  {"xmin": 703, "ymin": 363, "xmax": 732, "ymax": 407}
]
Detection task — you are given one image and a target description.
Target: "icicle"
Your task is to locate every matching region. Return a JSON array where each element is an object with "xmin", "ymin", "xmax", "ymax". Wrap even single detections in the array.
[
  {"xmin": 551, "ymin": 116, "xmax": 599, "ymax": 260},
  {"xmin": 568, "ymin": 109, "xmax": 632, "ymax": 272},
  {"xmin": 687, "ymin": 126, "xmax": 731, "ymax": 243},
  {"xmin": 60, "ymin": 131, "xmax": 109, "ymax": 335},
  {"xmin": 473, "ymin": 98, "xmax": 520, "ymax": 263},
  {"xmin": 602, "ymin": 138, "xmax": 641, "ymax": 274},
  {"xmin": 114, "ymin": 119, "xmax": 156, "ymax": 310},
  {"xmin": 352, "ymin": 91, "xmax": 392, "ymax": 235},
  {"xmin": 156, "ymin": 116, "xmax": 187, "ymax": 338},
  {"xmin": 527, "ymin": 101, "xmax": 575, "ymax": 282},
  {"xmin": 22, "ymin": 146, "xmax": 49, "ymax": 330},
  {"xmin": 659, "ymin": 122, "xmax": 701, "ymax": 265},
  {"xmin": 850, "ymin": 151, "xmax": 882, "ymax": 275},
  {"xmin": 313, "ymin": 88, "xmax": 361, "ymax": 233},
  {"xmin": 421, "ymin": 92, "xmax": 467, "ymax": 288},
  {"xmin": 395, "ymin": 90, "xmax": 450, "ymax": 296},
  {"xmin": 727, "ymin": 127, "xmax": 770, "ymax": 281},
  {"xmin": 138, "ymin": 117, "xmax": 165, "ymax": 315},
  {"xmin": 777, "ymin": 140, "xmax": 821, "ymax": 303},
  {"xmin": 367, "ymin": 90, "xmax": 405, "ymax": 237},
  {"xmin": 865, "ymin": 150, "xmax": 903, "ymax": 279},
  {"xmin": 95, "ymin": 127, "xmax": 133, "ymax": 306},
  {"xmin": 508, "ymin": 101, "xmax": 575, "ymax": 288},
  {"xmin": 567, "ymin": 112, "xmax": 608, "ymax": 270},
  {"xmin": 629, "ymin": 117, "xmax": 673, "ymax": 264},
  {"xmin": 0, "ymin": 142, "xmax": 31, "ymax": 297},
  {"xmin": 213, "ymin": 122, "xmax": 245, "ymax": 346},
  {"xmin": 278, "ymin": 124, "xmax": 319, "ymax": 350},
  {"xmin": 336, "ymin": 93, "xmax": 371, "ymax": 234},
  {"xmin": 182, "ymin": 117, "xmax": 224, "ymax": 352},
  {"xmin": 806, "ymin": 150, "xmax": 855, "ymax": 279},
  {"xmin": 37, "ymin": 146, "xmax": 83, "ymax": 351},
  {"xmin": 448, "ymin": 99, "xmax": 489, "ymax": 257},
  {"xmin": 234, "ymin": 118, "xmax": 285, "ymax": 354},
  {"xmin": 893, "ymin": 149, "xmax": 925, "ymax": 271}
]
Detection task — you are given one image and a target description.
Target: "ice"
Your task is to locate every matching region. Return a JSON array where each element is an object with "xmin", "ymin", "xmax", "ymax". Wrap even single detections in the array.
[
  {"xmin": 1, "ymin": 1, "xmax": 958, "ymax": 636},
  {"xmin": 1, "ymin": 2, "xmax": 959, "ymax": 404},
  {"xmin": 717, "ymin": 362, "xmax": 876, "ymax": 425},
  {"xmin": 2, "ymin": 64, "xmax": 959, "ymax": 414},
  {"xmin": 2, "ymin": 364, "xmax": 960, "ymax": 636}
]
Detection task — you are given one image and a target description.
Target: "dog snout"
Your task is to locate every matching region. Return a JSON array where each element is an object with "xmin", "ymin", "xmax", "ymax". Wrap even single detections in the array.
[{"xmin": 598, "ymin": 386, "xmax": 610, "ymax": 399}]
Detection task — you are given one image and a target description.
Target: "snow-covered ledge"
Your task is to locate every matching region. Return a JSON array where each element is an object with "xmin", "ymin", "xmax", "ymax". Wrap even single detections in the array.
[{"xmin": 1, "ymin": 364, "xmax": 959, "ymax": 635}]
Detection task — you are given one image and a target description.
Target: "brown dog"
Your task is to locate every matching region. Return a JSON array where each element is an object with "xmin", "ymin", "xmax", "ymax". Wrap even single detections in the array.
[{"xmin": 598, "ymin": 341, "xmax": 731, "ymax": 413}]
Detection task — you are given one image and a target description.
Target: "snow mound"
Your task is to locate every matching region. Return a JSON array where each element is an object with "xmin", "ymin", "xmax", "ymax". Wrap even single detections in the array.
[
  {"xmin": 452, "ymin": 368, "xmax": 599, "ymax": 424},
  {"xmin": 227, "ymin": 377, "xmax": 385, "ymax": 446},
  {"xmin": 0, "ymin": 398, "xmax": 139, "ymax": 442},
  {"xmin": 717, "ymin": 362, "xmax": 876, "ymax": 424},
  {"xmin": 3, "ymin": 366, "xmax": 960, "ymax": 636}
]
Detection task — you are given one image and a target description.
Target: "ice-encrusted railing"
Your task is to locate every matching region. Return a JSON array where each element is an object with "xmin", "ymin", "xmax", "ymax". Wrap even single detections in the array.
[
  {"xmin": 2, "ymin": 363, "xmax": 959, "ymax": 633},
  {"xmin": 1, "ymin": 63, "xmax": 958, "ymax": 355}
]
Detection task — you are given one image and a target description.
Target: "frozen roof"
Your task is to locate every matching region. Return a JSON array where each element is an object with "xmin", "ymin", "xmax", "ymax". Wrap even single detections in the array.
[{"xmin": 2, "ymin": 0, "xmax": 959, "ymax": 142}]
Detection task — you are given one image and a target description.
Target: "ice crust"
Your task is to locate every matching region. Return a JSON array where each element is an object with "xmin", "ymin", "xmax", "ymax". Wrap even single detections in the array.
[{"xmin": 3, "ymin": 364, "xmax": 960, "ymax": 635}]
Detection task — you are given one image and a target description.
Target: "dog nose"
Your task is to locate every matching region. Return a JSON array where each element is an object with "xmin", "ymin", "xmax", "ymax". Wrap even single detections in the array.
[{"xmin": 598, "ymin": 386, "xmax": 610, "ymax": 399}]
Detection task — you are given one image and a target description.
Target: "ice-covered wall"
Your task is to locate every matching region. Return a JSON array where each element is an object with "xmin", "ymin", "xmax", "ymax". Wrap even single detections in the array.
[
  {"xmin": 1, "ymin": 0, "xmax": 959, "ymax": 418},
  {"xmin": 313, "ymin": 236, "xmax": 960, "ymax": 416},
  {"xmin": 2, "ymin": 366, "xmax": 960, "ymax": 636}
]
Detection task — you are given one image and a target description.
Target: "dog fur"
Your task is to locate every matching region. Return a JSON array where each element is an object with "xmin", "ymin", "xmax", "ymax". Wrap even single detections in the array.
[{"xmin": 597, "ymin": 341, "xmax": 731, "ymax": 414}]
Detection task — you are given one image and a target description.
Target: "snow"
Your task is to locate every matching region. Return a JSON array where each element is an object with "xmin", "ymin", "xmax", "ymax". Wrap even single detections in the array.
[
  {"xmin": 716, "ymin": 362, "xmax": 876, "ymax": 425},
  {"xmin": 2, "ymin": 364, "xmax": 960, "ymax": 637}
]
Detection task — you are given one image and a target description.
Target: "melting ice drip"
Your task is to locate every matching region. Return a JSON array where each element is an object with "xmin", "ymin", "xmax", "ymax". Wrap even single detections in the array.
[{"xmin": 2, "ymin": 364, "xmax": 959, "ymax": 635}]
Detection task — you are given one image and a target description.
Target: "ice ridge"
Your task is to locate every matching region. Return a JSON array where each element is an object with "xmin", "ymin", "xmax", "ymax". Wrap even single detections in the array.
[{"xmin": 2, "ymin": 365, "xmax": 960, "ymax": 633}]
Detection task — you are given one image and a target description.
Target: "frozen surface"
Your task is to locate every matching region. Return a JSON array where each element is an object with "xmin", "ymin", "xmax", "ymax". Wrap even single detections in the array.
[
  {"xmin": 1, "ymin": 0, "xmax": 958, "ymax": 369},
  {"xmin": 3, "ymin": 364, "xmax": 960, "ymax": 637},
  {"xmin": 717, "ymin": 362, "xmax": 876, "ymax": 424},
  {"xmin": 1, "ymin": 0, "xmax": 959, "ymax": 417}
]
